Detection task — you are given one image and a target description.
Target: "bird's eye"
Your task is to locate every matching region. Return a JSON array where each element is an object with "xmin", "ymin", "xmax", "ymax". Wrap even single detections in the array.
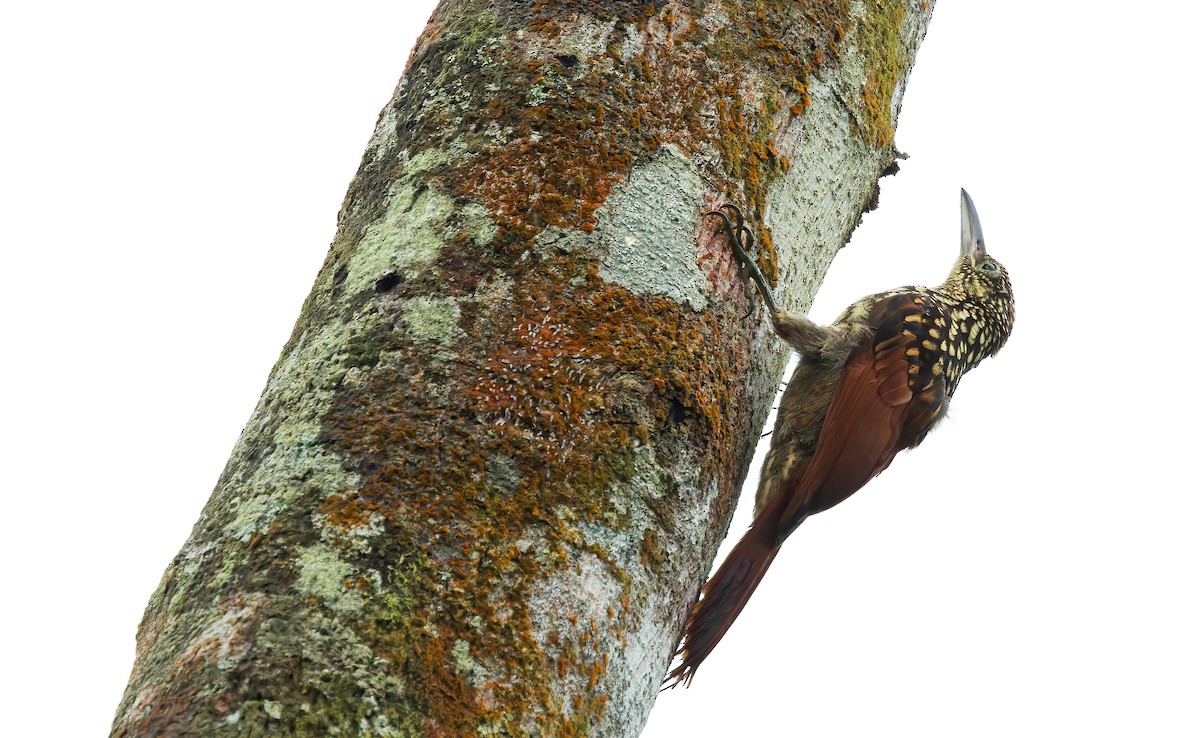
[{"xmin": 981, "ymin": 262, "xmax": 998, "ymax": 272}]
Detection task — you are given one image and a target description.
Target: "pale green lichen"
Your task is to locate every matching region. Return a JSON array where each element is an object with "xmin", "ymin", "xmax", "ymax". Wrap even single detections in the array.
[
  {"xmin": 424, "ymin": 11, "xmax": 509, "ymax": 124},
  {"xmin": 343, "ymin": 147, "xmax": 461, "ymax": 295},
  {"xmin": 366, "ymin": 87, "xmax": 403, "ymax": 163},
  {"xmin": 224, "ymin": 494, "xmax": 284, "ymax": 544},
  {"xmin": 295, "ymin": 544, "xmax": 363, "ymax": 613},
  {"xmin": 401, "ymin": 295, "xmax": 465, "ymax": 345},
  {"xmin": 347, "ymin": 181, "xmax": 454, "ymax": 293},
  {"xmin": 212, "ymin": 553, "xmax": 240, "ymax": 587},
  {"xmin": 217, "ymin": 317, "xmax": 365, "ymax": 543},
  {"xmin": 527, "ymin": 72, "xmax": 571, "ymax": 106},
  {"xmin": 272, "ymin": 417, "xmax": 323, "ymax": 446},
  {"xmin": 166, "ymin": 540, "xmax": 218, "ymax": 613},
  {"xmin": 451, "ymin": 639, "xmax": 484, "ymax": 680},
  {"xmin": 223, "ymin": 444, "xmax": 358, "ymax": 543},
  {"xmin": 361, "ymin": 711, "xmax": 405, "ymax": 738}
]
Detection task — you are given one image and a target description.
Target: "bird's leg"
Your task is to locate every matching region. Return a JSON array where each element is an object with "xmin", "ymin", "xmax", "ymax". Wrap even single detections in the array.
[
  {"xmin": 706, "ymin": 205, "xmax": 777, "ymax": 314},
  {"xmin": 707, "ymin": 205, "xmax": 834, "ymax": 358},
  {"xmin": 771, "ymin": 311, "xmax": 837, "ymax": 360}
]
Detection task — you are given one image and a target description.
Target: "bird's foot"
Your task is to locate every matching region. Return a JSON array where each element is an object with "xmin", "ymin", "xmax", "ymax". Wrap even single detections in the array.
[{"xmin": 706, "ymin": 204, "xmax": 777, "ymax": 314}]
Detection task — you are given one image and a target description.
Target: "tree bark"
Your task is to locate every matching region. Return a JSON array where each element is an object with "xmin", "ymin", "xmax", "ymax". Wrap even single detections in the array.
[{"xmin": 111, "ymin": 1, "xmax": 932, "ymax": 736}]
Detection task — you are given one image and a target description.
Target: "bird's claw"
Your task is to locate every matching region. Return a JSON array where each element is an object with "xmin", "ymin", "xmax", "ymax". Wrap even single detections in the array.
[
  {"xmin": 706, "ymin": 205, "xmax": 756, "ymax": 274},
  {"xmin": 705, "ymin": 204, "xmax": 778, "ymax": 315}
]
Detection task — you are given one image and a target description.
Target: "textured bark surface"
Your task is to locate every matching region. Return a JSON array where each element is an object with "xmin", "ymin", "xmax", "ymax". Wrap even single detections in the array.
[{"xmin": 111, "ymin": 1, "xmax": 932, "ymax": 736}]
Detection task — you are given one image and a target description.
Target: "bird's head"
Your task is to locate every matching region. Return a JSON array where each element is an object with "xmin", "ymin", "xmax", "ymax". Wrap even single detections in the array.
[{"xmin": 942, "ymin": 189, "xmax": 1015, "ymax": 353}]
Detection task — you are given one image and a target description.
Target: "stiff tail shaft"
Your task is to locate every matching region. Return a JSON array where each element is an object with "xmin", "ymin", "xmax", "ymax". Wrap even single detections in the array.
[{"xmin": 665, "ymin": 511, "xmax": 796, "ymax": 687}]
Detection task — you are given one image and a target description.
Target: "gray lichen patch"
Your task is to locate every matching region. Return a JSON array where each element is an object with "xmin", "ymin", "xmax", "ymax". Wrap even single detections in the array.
[
  {"xmin": 592, "ymin": 145, "xmax": 708, "ymax": 310},
  {"xmin": 527, "ymin": 543, "xmax": 622, "ymax": 655},
  {"xmin": 597, "ymin": 576, "xmax": 674, "ymax": 732},
  {"xmin": 519, "ymin": 439, "xmax": 702, "ymax": 735},
  {"xmin": 295, "ymin": 544, "xmax": 364, "ymax": 614},
  {"xmin": 596, "ymin": 443, "xmax": 668, "ymax": 535}
]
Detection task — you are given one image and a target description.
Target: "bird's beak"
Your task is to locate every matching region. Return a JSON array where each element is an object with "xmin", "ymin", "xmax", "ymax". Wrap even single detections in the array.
[{"xmin": 960, "ymin": 188, "xmax": 986, "ymax": 265}]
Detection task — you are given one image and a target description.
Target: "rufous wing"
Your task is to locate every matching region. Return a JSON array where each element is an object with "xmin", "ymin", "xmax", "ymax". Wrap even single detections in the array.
[{"xmin": 777, "ymin": 294, "xmax": 947, "ymax": 533}]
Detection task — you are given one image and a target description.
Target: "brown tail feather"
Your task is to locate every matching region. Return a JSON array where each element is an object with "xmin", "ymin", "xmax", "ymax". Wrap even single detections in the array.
[{"xmin": 663, "ymin": 514, "xmax": 792, "ymax": 688}]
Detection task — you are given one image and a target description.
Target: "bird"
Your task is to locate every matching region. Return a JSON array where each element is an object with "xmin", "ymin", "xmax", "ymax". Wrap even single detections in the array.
[{"xmin": 665, "ymin": 190, "xmax": 1015, "ymax": 687}]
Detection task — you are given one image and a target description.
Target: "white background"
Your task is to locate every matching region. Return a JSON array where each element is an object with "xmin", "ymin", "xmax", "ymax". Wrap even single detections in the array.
[{"xmin": 3, "ymin": 2, "xmax": 1197, "ymax": 736}]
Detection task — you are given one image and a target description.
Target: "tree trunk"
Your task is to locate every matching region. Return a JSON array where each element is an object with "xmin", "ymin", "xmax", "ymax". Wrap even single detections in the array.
[{"xmin": 111, "ymin": 2, "xmax": 932, "ymax": 736}]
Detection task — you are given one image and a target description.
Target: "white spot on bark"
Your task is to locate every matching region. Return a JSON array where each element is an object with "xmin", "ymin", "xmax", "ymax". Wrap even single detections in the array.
[{"xmin": 619, "ymin": 23, "xmax": 645, "ymax": 59}]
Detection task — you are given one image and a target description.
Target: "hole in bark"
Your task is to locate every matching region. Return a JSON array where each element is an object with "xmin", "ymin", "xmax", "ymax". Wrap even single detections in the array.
[
  {"xmin": 375, "ymin": 272, "xmax": 402, "ymax": 293},
  {"xmin": 555, "ymin": 54, "xmax": 578, "ymax": 68},
  {"xmin": 667, "ymin": 397, "xmax": 687, "ymax": 425}
]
